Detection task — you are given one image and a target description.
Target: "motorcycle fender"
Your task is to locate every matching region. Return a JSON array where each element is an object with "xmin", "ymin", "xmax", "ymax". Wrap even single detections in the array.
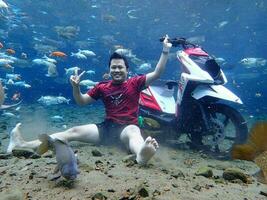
[
  {"xmin": 149, "ymin": 85, "xmax": 176, "ymax": 114},
  {"xmin": 191, "ymin": 85, "xmax": 243, "ymax": 104}
]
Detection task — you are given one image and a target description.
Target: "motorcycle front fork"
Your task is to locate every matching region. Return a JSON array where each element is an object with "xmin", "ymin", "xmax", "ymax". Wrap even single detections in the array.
[{"xmin": 197, "ymin": 102, "xmax": 211, "ymax": 132}]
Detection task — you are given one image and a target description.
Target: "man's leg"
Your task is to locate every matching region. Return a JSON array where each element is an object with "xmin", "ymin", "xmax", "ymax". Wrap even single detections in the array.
[
  {"xmin": 7, "ymin": 122, "xmax": 99, "ymax": 153},
  {"xmin": 120, "ymin": 125, "xmax": 159, "ymax": 165}
]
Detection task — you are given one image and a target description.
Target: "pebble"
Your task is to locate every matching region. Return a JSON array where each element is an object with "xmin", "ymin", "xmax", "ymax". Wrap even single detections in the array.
[
  {"xmin": 0, "ymin": 153, "xmax": 12, "ymax": 159},
  {"xmin": 223, "ymin": 167, "xmax": 250, "ymax": 183},
  {"xmin": 138, "ymin": 187, "xmax": 149, "ymax": 197},
  {"xmin": 92, "ymin": 149, "xmax": 103, "ymax": 157},
  {"xmin": 12, "ymin": 148, "xmax": 36, "ymax": 158},
  {"xmin": 170, "ymin": 169, "xmax": 185, "ymax": 178},
  {"xmin": 260, "ymin": 191, "xmax": 267, "ymax": 197},
  {"xmin": 92, "ymin": 192, "xmax": 107, "ymax": 200},
  {"xmin": 107, "ymin": 188, "xmax": 115, "ymax": 193},
  {"xmin": 193, "ymin": 184, "xmax": 202, "ymax": 191},
  {"xmin": 195, "ymin": 166, "xmax": 213, "ymax": 178},
  {"xmin": 9, "ymin": 172, "xmax": 17, "ymax": 176},
  {"xmin": 0, "ymin": 188, "xmax": 24, "ymax": 200}
]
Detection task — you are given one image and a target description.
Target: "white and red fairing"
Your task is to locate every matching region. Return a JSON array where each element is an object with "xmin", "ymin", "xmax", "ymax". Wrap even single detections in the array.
[
  {"xmin": 139, "ymin": 84, "xmax": 176, "ymax": 114},
  {"xmin": 178, "ymin": 47, "xmax": 214, "ymax": 79},
  {"xmin": 178, "ymin": 47, "xmax": 242, "ymax": 104},
  {"xmin": 139, "ymin": 47, "xmax": 209, "ymax": 114},
  {"xmin": 185, "ymin": 47, "xmax": 209, "ymax": 56}
]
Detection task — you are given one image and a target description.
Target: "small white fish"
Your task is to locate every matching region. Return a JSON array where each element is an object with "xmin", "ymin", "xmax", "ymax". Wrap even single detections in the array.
[
  {"xmin": 80, "ymin": 79, "xmax": 98, "ymax": 89},
  {"xmin": 218, "ymin": 21, "xmax": 228, "ymax": 28},
  {"xmin": 15, "ymin": 106, "xmax": 21, "ymax": 111},
  {"xmin": 6, "ymin": 73, "xmax": 21, "ymax": 81},
  {"xmin": 78, "ymin": 49, "xmax": 96, "ymax": 57},
  {"xmin": 127, "ymin": 9, "xmax": 139, "ymax": 19},
  {"xmin": 239, "ymin": 57, "xmax": 267, "ymax": 68},
  {"xmin": 65, "ymin": 66, "xmax": 80, "ymax": 76},
  {"xmin": 85, "ymin": 70, "xmax": 96, "ymax": 75},
  {"xmin": 130, "ymin": 56, "xmax": 143, "ymax": 66},
  {"xmin": 23, "ymin": 84, "xmax": 31, "ymax": 88},
  {"xmin": 38, "ymin": 95, "xmax": 70, "ymax": 106},
  {"xmin": 32, "ymin": 58, "xmax": 46, "ymax": 65},
  {"xmin": 215, "ymin": 57, "xmax": 227, "ymax": 66},
  {"xmin": 71, "ymin": 52, "xmax": 87, "ymax": 59},
  {"xmin": 0, "ymin": 54, "xmax": 18, "ymax": 62},
  {"xmin": 43, "ymin": 55, "xmax": 57, "ymax": 64},
  {"xmin": 51, "ymin": 115, "xmax": 64, "ymax": 122},
  {"xmin": 32, "ymin": 58, "xmax": 55, "ymax": 68},
  {"xmin": 0, "ymin": 0, "xmax": 8, "ymax": 8},
  {"xmin": 0, "ymin": 58, "xmax": 14, "ymax": 67},
  {"xmin": 39, "ymin": 10, "xmax": 48, "ymax": 15},
  {"xmin": 7, "ymin": 79, "xmax": 14, "ymax": 85},
  {"xmin": 13, "ymin": 81, "xmax": 31, "ymax": 88},
  {"xmin": 115, "ymin": 48, "xmax": 135, "ymax": 58},
  {"xmin": 91, "ymin": 4, "xmax": 99, "ymax": 8},
  {"xmin": 136, "ymin": 63, "xmax": 152, "ymax": 72},
  {"xmin": 46, "ymin": 64, "xmax": 58, "ymax": 77},
  {"xmin": 2, "ymin": 112, "xmax": 17, "ymax": 118}
]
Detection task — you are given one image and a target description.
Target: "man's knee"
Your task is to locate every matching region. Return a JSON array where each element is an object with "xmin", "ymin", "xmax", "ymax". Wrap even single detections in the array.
[
  {"xmin": 68, "ymin": 124, "xmax": 96, "ymax": 133},
  {"xmin": 67, "ymin": 126, "xmax": 79, "ymax": 134},
  {"xmin": 68, "ymin": 124, "xmax": 99, "ymax": 142},
  {"xmin": 120, "ymin": 125, "xmax": 141, "ymax": 141}
]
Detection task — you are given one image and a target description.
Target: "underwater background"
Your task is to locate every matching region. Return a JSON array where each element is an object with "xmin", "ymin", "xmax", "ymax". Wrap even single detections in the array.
[
  {"xmin": 0, "ymin": 0, "xmax": 267, "ymax": 125},
  {"xmin": 1, "ymin": 1, "xmax": 267, "ymax": 199}
]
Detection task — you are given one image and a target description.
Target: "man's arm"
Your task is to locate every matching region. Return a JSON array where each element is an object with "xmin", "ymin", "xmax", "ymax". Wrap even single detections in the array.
[
  {"xmin": 145, "ymin": 36, "xmax": 172, "ymax": 87},
  {"xmin": 70, "ymin": 70, "xmax": 95, "ymax": 106},
  {"xmin": 72, "ymin": 85, "xmax": 95, "ymax": 106}
]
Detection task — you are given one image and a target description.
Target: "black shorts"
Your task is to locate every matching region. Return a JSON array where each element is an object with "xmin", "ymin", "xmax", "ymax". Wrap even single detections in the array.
[{"xmin": 96, "ymin": 120, "xmax": 129, "ymax": 145}]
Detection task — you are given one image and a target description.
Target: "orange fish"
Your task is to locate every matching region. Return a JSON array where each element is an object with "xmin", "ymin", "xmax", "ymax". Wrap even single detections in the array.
[
  {"xmin": 232, "ymin": 121, "xmax": 267, "ymax": 184},
  {"xmin": 0, "ymin": 42, "xmax": 3, "ymax": 49},
  {"xmin": 50, "ymin": 51, "xmax": 67, "ymax": 57},
  {"xmin": 6, "ymin": 48, "xmax": 16, "ymax": 55}
]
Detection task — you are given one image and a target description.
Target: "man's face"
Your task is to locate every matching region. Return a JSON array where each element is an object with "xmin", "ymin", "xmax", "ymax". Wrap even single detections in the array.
[{"xmin": 109, "ymin": 59, "xmax": 128, "ymax": 84}]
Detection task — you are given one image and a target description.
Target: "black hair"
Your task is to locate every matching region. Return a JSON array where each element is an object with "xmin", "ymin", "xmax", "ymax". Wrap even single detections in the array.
[{"xmin": 108, "ymin": 52, "xmax": 129, "ymax": 68}]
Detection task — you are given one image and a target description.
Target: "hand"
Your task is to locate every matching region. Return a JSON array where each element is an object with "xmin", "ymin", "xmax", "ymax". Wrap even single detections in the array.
[
  {"xmin": 70, "ymin": 69, "xmax": 85, "ymax": 87},
  {"xmin": 163, "ymin": 34, "xmax": 172, "ymax": 53}
]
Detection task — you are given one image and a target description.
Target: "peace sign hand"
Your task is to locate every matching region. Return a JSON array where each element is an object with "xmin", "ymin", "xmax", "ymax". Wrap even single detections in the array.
[{"xmin": 70, "ymin": 69, "xmax": 85, "ymax": 87}]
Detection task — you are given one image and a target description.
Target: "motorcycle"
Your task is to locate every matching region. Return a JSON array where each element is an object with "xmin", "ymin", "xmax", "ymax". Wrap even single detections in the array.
[{"xmin": 139, "ymin": 37, "xmax": 248, "ymax": 158}]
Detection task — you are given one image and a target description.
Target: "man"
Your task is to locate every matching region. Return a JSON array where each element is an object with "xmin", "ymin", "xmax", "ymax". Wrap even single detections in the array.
[{"xmin": 7, "ymin": 36, "xmax": 172, "ymax": 165}]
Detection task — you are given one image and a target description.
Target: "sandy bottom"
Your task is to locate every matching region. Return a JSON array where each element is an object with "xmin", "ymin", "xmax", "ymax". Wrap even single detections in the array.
[{"xmin": 0, "ymin": 103, "xmax": 267, "ymax": 200}]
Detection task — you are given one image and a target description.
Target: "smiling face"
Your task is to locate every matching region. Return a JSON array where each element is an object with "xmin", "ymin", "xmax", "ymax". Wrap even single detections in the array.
[{"xmin": 109, "ymin": 59, "xmax": 128, "ymax": 84}]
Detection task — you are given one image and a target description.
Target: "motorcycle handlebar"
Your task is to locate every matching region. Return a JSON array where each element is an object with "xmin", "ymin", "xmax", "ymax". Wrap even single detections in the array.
[{"xmin": 159, "ymin": 37, "xmax": 196, "ymax": 48}]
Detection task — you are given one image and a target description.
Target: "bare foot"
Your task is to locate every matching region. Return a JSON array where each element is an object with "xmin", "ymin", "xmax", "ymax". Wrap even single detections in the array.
[
  {"xmin": 6, "ymin": 123, "xmax": 25, "ymax": 153},
  {"xmin": 136, "ymin": 136, "xmax": 159, "ymax": 165}
]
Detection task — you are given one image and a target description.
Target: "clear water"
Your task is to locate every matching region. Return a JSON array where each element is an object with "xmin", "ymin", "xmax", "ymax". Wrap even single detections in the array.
[{"xmin": 0, "ymin": 0, "xmax": 266, "ymax": 132}]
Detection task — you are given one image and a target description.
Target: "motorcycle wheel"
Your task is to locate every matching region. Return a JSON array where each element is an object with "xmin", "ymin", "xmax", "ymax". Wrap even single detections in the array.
[{"xmin": 196, "ymin": 103, "xmax": 248, "ymax": 158}]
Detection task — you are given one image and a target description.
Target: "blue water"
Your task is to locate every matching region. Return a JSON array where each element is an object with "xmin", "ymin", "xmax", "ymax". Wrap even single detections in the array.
[{"xmin": 1, "ymin": 0, "xmax": 267, "ymax": 118}]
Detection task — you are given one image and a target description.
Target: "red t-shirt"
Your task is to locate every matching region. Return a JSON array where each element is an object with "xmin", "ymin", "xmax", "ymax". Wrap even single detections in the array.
[{"xmin": 87, "ymin": 75, "xmax": 146, "ymax": 125}]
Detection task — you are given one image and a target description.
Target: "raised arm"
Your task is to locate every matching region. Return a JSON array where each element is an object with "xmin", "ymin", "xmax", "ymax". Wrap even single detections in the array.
[
  {"xmin": 145, "ymin": 35, "xmax": 172, "ymax": 87},
  {"xmin": 70, "ymin": 70, "xmax": 95, "ymax": 106}
]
